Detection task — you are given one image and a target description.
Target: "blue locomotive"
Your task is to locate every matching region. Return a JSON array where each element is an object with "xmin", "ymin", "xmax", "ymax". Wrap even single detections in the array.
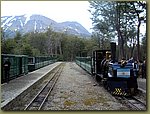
[{"xmin": 76, "ymin": 42, "xmax": 138, "ymax": 96}]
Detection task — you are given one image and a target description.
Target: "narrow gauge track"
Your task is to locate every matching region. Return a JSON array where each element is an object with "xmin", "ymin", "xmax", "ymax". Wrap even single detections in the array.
[
  {"xmin": 123, "ymin": 96, "xmax": 146, "ymax": 110},
  {"xmin": 116, "ymin": 96, "xmax": 146, "ymax": 110},
  {"xmin": 24, "ymin": 64, "xmax": 64, "ymax": 110}
]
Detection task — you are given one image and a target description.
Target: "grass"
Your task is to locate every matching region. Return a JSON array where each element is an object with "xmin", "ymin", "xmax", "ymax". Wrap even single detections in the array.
[
  {"xmin": 83, "ymin": 98, "xmax": 97, "ymax": 106},
  {"xmin": 63, "ymin": 100, "xmax": 77, "ymax": 107},
  {"xmin": 83, "ymin": 96, "xmax": 109, "ymax": 106}
]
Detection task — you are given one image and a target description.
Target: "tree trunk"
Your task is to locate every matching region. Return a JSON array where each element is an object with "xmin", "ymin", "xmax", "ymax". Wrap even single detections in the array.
[
  {"xmin": 137, "ymin": 18, "xmax": 141, "ymax": 61},
  {"xmin": 116, "ymin": 2, "xmax": 125, "ymax": 60},
  {"xmin": 130, "ymin": 43, "xmax": 135, "ymax": 58}
]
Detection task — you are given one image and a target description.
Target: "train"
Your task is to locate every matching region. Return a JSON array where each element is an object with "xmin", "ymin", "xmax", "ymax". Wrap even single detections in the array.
[
  {"xmin": 1, "ymin": 54, "xmax": 57, "ymax": 84},
  {"xmin": 76, "ymin": 42, "xmax": 138, "ymax": 96}
]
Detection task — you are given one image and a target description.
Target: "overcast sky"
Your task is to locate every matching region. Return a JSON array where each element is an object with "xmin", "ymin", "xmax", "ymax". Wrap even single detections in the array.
[{"xmin": 1, "ymin": 1, "xmax": 93, "ymax": 33}]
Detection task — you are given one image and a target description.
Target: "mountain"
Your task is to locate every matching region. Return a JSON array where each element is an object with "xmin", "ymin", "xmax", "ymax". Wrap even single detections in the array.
[{"xmin": 1, "ymin": 14, "xmax": 91, "ymax": 38}]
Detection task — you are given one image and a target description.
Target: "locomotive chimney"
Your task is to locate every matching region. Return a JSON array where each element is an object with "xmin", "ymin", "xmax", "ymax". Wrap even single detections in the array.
[{"xmin": 110, "ymin": 42, "xmax": 116, "ymax": 62}]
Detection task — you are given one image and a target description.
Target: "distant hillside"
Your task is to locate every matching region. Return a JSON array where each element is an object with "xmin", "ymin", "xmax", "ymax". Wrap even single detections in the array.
[{"xmin": 1, "ymin": 14, "xmax": 91, "ymax": 38}]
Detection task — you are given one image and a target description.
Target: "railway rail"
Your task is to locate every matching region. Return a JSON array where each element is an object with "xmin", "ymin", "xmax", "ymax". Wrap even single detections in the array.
[
  {"xmin": 124, "ymin": 96, "xmax": 146, "ymax": 110},
  {"xmin": 24, "ymin": 64, "xmax": 64, "ymax": 110},
  {"xmin": 116, "ymin": 96, "xmax": 146, "ymax": 110}
]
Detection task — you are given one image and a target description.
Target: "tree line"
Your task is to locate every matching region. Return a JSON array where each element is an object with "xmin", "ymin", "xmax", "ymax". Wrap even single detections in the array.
[
  {"xmin": 1, "ymin": 27, "xmax": 99, "ymax": 61},
  {"xmin": 89, "ymin": 1, "xmax": 146, "ymax": 61}
]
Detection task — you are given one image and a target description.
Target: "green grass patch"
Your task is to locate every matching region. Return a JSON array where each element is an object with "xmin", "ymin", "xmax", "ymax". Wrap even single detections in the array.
[{"xmin": 64, "ymin": 100, "xmax": 77, "ymax": 107}]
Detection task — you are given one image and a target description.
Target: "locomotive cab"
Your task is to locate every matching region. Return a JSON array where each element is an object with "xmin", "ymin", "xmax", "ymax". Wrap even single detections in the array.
[{"xmin": 92, "ymin": 50, "xmax": 111, "ymax": 81}]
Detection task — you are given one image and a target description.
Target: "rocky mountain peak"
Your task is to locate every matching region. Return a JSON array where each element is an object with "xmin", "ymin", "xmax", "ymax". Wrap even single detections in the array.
[{"xmin": 1, "ymin": 14, "xmax": 91, "ymax": 38}]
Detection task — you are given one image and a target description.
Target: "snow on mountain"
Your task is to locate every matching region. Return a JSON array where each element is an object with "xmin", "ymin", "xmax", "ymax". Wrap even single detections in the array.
[
  {"xmin": 1, "ymin": 14, "xmax": 91, "ymax": 38},
  {"xmin": 1, "ymin": 16, "xmax": 15, "ymax": 27},
  {"xmin": 24, "ymin": 14, "xmax": 32, "ymax": 24}
]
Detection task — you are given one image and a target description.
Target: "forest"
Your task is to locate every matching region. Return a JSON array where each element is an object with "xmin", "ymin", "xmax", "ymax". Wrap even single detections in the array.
[{"xmin": 1, "ymin": 1, "xmax": 146, "ymax": 61}]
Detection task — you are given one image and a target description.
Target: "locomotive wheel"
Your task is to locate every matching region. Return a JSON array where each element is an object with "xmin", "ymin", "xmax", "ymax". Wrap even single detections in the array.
[
  {"xmin": 130, "ymin": 88, "xmax": 136, "ymax": 96},
  {"xmin": 102, "ymin": 79, "xmax": 108, "ymax": 89},
  {"xmin": 96, "ymin": 75, "xmax": 102, "ymax": 82}
]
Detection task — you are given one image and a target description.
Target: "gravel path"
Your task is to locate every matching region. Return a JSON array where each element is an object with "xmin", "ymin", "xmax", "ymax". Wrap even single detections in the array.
[{"xmin": 42, "ymin": 62, "xmax": 129, "ymax": 110}]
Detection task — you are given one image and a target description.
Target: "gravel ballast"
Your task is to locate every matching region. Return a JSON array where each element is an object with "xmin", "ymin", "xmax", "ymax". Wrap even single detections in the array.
[{"xmin": 42, "ymin": 62, "xmax": 130, "ymax": 110}]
